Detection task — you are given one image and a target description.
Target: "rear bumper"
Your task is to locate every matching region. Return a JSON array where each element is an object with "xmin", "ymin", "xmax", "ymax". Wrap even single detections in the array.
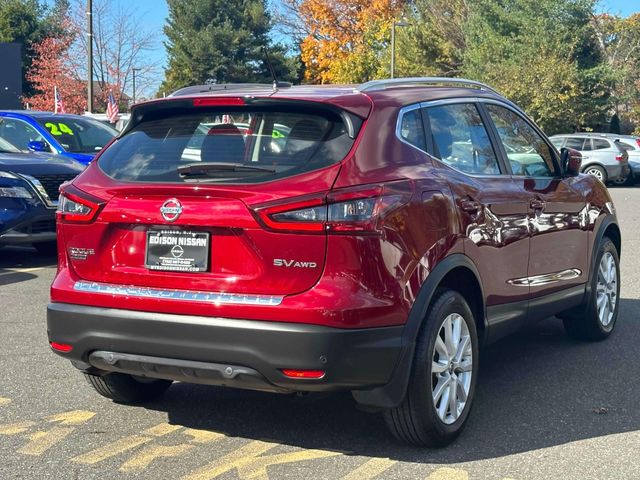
[
  {"xmin": 0, "ymin": 213, "xmax": 56, "ymax": 245},
  {"xmin": 47, "ymin": 302, "xmax": 404, "ymax": 393},
  {"xmin": 605, "ymin": 163, "xmax": 630, "ymax": 181}
]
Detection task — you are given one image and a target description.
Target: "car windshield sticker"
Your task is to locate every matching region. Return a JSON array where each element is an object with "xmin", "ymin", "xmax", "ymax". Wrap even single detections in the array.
[{"xmin": 45, "ymin": 122, "xmax": 75, "ymax": 136}]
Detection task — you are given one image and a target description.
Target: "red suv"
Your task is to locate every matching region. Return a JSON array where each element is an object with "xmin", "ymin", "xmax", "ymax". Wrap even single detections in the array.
[{"xmin": 47, "ymin": 78, "xmax": 621, "ymax": 447}]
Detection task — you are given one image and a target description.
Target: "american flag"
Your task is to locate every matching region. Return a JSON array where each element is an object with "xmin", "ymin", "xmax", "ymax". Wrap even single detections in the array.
[
  {"xmin": 106, "ymin": 92, "xmax": 119, "ymax": 123},
  {"xmin": 54, "ymin": 86, "xmax": 65, "ymax": 114}
]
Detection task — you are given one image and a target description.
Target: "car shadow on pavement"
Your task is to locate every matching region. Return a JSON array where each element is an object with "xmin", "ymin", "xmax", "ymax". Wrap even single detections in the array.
[
  {"xmin": 144, "ymin": 297, "xmax": 640, "ymax": 462},
  {"xmin": 0, "ymin": 246, "xmax": 57, "ymax": 269}
]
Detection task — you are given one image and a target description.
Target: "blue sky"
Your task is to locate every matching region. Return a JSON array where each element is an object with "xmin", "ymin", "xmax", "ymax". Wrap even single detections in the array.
[
  {"xmin": 47, "ymin": 0, "xmax": 640, "ymax": 95},
  {"xmin": 99, "ymin": 0, "xmax": 640, "ymax": 76}
]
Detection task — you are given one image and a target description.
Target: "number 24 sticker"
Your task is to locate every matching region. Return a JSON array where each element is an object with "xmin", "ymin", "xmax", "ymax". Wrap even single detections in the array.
[{"xmin": 45, "ymin": 122, "xmax": 74, "ymax": 136}]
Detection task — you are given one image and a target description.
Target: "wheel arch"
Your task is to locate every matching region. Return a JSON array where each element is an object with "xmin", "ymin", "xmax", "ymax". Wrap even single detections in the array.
[{"xmin": 352, "ymin": 254, "xmax": 486, "ymax": 409}]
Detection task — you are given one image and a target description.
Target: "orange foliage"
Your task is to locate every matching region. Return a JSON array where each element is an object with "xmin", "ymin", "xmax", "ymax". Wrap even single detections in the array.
[
  {"xmin": 294, "ymin": 0, "xmax": 404, "ymax": 83},
  {"xmin": 23, "ymin": 34, "xmax": 87, "ymax": 114}
]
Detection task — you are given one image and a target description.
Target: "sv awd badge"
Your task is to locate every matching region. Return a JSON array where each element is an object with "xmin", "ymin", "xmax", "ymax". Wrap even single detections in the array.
[{"xmin": 273, "ymin": 259, "xmax": 318, "ymax": 268}]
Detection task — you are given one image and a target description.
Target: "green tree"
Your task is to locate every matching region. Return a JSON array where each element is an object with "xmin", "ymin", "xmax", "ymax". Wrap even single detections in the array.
[
  {"xmin": 462, "ymin": 0, "xmax": 610, "ymax": 134},
  {"xmin": 160, "ymin": 0, "xmax": 299, "ymax": 94}
]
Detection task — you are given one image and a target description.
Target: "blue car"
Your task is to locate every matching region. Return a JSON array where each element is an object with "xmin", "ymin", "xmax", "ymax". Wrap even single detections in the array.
[
  {"xmin": 0, "ymin": 111, "xmax": 117, "ymax": 165},
  {"xmin": 0, "ymin": 136, "xmax": 85, "ymax": 253}
]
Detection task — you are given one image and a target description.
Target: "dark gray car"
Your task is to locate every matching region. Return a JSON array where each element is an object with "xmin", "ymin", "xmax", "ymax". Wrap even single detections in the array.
[{"xmin": 550, "ymin": 134, "xmax": 630, "ymax": 184}]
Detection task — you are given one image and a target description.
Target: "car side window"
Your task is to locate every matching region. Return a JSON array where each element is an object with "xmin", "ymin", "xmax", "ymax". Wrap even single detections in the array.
[
  {"xmin": 593, "ymin": 139, "xmax": 610, "ymax": 150},
  {"xmin": 0, "ymin": 118, "xmax": 47, "ymax": 152},
  {"xmin": 398, "ymin": 108, "xmax": 426, "ymax": 151},
  {"xmin": 425, "ymin": 103, "xmax": 500, "ymax": 175},
  {"xmin": 564, "ymin": 137, "xmax": 586, "ymax": 150},
  {"xmin": 485, "ymin": 104, "xmax": 557, "ymax": 177}
]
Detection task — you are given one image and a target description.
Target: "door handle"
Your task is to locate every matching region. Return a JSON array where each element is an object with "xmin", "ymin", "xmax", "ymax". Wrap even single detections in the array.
[
  {"xmin": 460, "ymin": 199, "xmax": 482, "ymax": 213},
  {"xmin": 530, "ymin": 198, "xmax": 546, "ymax": 210}
]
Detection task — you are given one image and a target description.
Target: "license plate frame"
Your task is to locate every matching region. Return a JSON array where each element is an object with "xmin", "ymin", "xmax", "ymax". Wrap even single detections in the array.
[{"xmin": 145, "ymin": 229, "xmax": 210, "ymax": 273}]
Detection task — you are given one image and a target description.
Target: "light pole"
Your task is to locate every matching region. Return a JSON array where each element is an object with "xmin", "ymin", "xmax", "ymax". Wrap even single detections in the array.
[
  {"xmin": 132, "ymin": 68, "xmax": 141, "ymax": 106},
  {"xmin": 87, "ymin": 0, "xmax": 93, "ymax": 112},
  {"xmin": 391, "ymin": 20, "xmax": 409, "ymax": 79}
]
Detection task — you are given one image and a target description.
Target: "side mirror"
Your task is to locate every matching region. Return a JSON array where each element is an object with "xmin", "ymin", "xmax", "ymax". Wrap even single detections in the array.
[
  {"xmin": 28, "ymin": 140, "xmax": 48, "ymax": 153},
  {"xmin": 560, "ymin": 147, "xmax": 581, "ymax": 177}
]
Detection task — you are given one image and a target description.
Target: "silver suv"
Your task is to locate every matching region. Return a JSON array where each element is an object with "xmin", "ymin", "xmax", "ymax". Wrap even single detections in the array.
[{"xmin": 549, "ymin": 134, "xmax": 630, "ymax": 184}]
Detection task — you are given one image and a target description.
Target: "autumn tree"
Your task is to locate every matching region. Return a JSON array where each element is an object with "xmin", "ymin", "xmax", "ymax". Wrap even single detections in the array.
[
  {"xmin": 286, "ymin": 0, "xmax": 404, "ymax": 83},
  {"xmin": 23, "ymin": 23, "xmax": 86, "ymax": 113}
]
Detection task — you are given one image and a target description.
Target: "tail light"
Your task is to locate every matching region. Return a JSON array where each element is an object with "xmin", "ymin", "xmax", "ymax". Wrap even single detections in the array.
[
  {"xmin": 253, "ymin": 185, "xmax": 410, "ymax": 234},
  {"xmin": 56, "ymin": 185, "xmax": 104, "ymax": 223},
  {"xmin": 635, "ymin": 138, "xmax": 640, "ymax": 148},
  {"xmin": 616, "ymin": 154, "xmax": 624, "ymax": 162},
  {"xmin": 281, "ymin": 369, "xmax": 325, "ymax": 379}
]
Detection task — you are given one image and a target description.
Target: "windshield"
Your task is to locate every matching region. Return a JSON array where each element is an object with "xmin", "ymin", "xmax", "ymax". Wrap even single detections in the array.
[
  {"xmin": 98, "ymin": 106, "xmax": 355, "ymax": 184},
  {"xmin": 35, "ymin": 117, "xmax": 117, "ymax": 154},
  {"xmin": 0, "ymin": 136, "xmax": 20, "ymax": 153}
]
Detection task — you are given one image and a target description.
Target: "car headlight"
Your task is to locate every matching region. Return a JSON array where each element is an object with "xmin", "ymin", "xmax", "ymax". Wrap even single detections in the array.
[
  {"xmin": 19, "ymin": 174, "xmax": 50, "ymax": 201},
  {"xmin": 0, "ymin": 186, "xmax": 33, "ymax": 198}
]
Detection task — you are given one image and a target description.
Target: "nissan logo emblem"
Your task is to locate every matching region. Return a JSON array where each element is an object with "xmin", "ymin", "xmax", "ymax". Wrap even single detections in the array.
[{"xmin": 160, "ymin": 198, "xmax": 182, "ymax": 222}]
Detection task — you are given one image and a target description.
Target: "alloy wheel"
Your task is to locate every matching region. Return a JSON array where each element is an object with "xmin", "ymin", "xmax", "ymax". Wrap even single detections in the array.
[
  {"xmin": 596, "ymin": 251, "xmax": 617, "ymax": 327},
  {"xmin": 431, "ymin": 313, "xmax": 473, "ymax": 425},
  {"xmin": 585, "ymin": 167, "xmax": 604, "ymax": 181}
]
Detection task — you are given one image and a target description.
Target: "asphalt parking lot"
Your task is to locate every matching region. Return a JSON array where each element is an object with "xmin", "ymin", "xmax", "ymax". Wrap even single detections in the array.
[{"xmin": 1, "ymin": 187, "xmax": 639, "ymax": 480}]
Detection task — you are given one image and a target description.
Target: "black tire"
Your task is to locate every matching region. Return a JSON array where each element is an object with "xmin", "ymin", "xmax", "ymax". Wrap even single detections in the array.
[
  {"xmin": 384, "ymin": 289, "xmax": 479, "ymax": 447},
  {"xmin": 34, "ymin": 241, "xmax": 57, "ymax": 256},
  {"xmin": 582, "ymin": 165, "xmax": 607, "ymax": 184},
  {"xmin": 561, "ymin": 237, "xmax": 620, "ymax": 341},
  {"xmin": 84, "ymin": 373, "xmax": 172, "ymax": 404},
  {"xmin": 612, "ymin": 174, "xmax": 634, "ymax": 187}
]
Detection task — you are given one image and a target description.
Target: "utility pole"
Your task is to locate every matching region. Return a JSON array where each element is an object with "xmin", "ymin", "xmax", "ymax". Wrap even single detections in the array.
[
  {"xmin": 132, "ymin": 68, "xmax": 141, "ymax": 106},
  {"xmin": 391, "ymin": 21, "xmax": 408, "ymax": 79},
  {"xmin": 87, "ymin": 0, "xmax": 93, "ymax": 113}
]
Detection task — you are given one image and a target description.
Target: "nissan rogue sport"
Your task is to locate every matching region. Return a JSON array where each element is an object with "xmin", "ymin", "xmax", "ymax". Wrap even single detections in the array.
[{"xmin": 47, "ymin": 78, "xmax": 621, "ymax": 447}]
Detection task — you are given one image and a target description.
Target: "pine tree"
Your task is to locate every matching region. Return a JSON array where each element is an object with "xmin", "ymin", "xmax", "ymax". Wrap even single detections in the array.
[{"xmin": 159, "ymin": 0, "xmax": 298, "ymax": 94}]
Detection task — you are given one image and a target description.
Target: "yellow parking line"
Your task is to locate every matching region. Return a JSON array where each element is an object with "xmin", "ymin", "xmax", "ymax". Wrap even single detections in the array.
[
  {"xmin": 0, "ymin": 397, "xmax": 10, "ymax": 407},
  {"xmin": 18, "ymin": 426, "xmax": 74, "ymax": 456},
  {"xmin": 72, "ymin": 423, "xmax": 181, "ymax": 465},
  {"xmin": 0, "ymin": 267, "xmax": 44, "ymax": 275},
  {"xmin": 47, "ymin": 410, "xmax": 96, "ymax": 425},
  {"xmin": 427, "ymin": 467, "xmax": 470, "ymax": 480},
  {"xmin": 0, "ymin": 421, "xmax": 35, "ymax": 435},
  {"xmin": 120, "ymin": 444, "xmax": 195, "ymax": 472},
  {"xmin": 183, "ymin": 440, "xmax": 340, "ymax": 480},
  {"xmin": 342, "ymin": 458, "xmax": 397, "ymax": 480}
]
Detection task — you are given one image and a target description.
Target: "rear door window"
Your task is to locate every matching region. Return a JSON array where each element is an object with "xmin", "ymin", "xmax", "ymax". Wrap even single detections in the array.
[
  {"xmin": 592, "ymin": 139, "xmax": 610, "ymax": 150},
  {"xmin": 425, "ymin": 103, "xmax": 500, "ymax": 175},
  {"xmin": 98, "ymin": 107, "xmax": 355, "ymax": 184},
  {"xmin": 564, "ymin": 137, "xmax": 587, "ymax": 150}
]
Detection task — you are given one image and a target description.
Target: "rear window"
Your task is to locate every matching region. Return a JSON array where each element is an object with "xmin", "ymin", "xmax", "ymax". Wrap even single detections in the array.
[{"xmin": 98, "ymin": 107, "xmax": 355, "ymax": 183}]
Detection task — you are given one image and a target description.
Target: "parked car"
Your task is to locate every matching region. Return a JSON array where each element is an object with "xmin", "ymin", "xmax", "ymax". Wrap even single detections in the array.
[
  {"xmin": 0, "ymin": 136, "xmax": 84, "ymax": 253},
  {"xmin": 0, "ymin": 111, "xmax": 117, "ymax": 166},
  {"xmin": 83, "ymin": 112, "xmax": 130, "ymax": 132},
  {"xmin": 590, "ymin": 134, "xmax": 640, "ymax": 185},
  {"xmin": 549, "ymin": 133, "xmax": 630, "ymax": 184},
  {"xmin": 47, "ymin": 78, "xmax": 621, "ymax": 447}
]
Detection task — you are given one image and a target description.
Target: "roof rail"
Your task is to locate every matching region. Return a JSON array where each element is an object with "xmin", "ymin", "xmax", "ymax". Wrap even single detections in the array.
[
  {"xmin": 356, "ymin": 77, "xmax": 500, "ymax": 95},
  {"xmin": 169, "ymin": 82, "xmax": 292, "ymax": 97}
]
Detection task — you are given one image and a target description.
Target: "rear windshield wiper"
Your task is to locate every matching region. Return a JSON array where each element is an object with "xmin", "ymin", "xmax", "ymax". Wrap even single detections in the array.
[{"xmin": 177, "ymin": 162, "xmax": 276, "ymax": 176}]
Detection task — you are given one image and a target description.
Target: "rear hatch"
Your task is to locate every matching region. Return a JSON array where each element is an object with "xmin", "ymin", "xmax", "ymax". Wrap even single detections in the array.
[{"xmin": 61, "ymin": 97, "xmax": 365, "ymax": 296}]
